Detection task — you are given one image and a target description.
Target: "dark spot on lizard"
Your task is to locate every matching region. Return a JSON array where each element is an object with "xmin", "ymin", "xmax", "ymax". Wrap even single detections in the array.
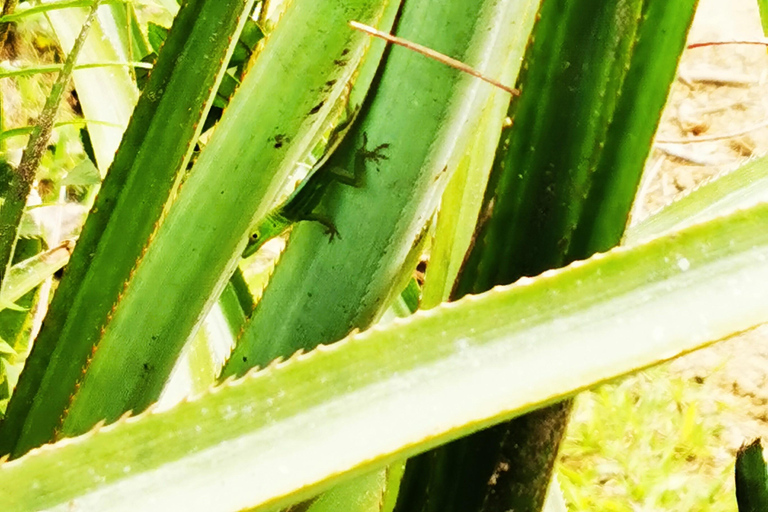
[
  {"xmin": 242, "ymin": 356, "xmax": 248, "ymax": 362},
  {"xmin": 324, "ymin": 79, "xmax": 337, "ymax": 91},
  {"xmin": 309, "ymin": 100, "xmax": 324, "ymax": 115},
  {"xmin": 334, "ymin": 58, "xmax": 348, "ymax": 66},
  {"xmin": 273, "ymin": 133, "xmax": 289, "ymax": 149},
  {"xmin": 341, "ymin": 48, "xmax": 350, "ymax": 56}
]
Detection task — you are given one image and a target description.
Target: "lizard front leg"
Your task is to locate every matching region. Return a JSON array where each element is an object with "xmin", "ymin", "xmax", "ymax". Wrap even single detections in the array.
[
  {"xmin": 300, "ymin": 134, "xmax": 391, "ymax": 242},
  {"xmin": 361, "ymin": 132, "xmax": 389, "ymax": 170},
  {"xmin": 331, "ymin": 133, "xmax": 391, "ymax": 187}
]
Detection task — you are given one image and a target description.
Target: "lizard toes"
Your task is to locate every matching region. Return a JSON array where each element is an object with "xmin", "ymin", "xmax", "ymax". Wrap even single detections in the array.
[{"xmin": 325, "ymin": 226, "xmax": 341, "ymax": 242}]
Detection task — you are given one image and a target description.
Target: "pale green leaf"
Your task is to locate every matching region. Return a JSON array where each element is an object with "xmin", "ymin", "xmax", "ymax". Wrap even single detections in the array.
[
  {"xmin": 0, "ymin": 339, "xmax": 15, "ymax": 354},
  {"xmin": 2, "ymin": 201, "xmax": 768, "ymax": 511},
  {"xmin": 46, "ymin": 3, "xmax": 139, "ymax": 173},
  {"xmin": 626, "ymin": 154, "xmax": 768, "ymax": 245},
  {"xmin": 0, "ymin": 243, "xmax": 72, "ymax": 312}
]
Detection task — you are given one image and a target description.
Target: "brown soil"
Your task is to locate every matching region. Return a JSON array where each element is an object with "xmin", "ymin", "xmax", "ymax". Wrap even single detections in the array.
[{"xmin": 642, "ymin": 0, "xmax": 768, "ymax": 460}]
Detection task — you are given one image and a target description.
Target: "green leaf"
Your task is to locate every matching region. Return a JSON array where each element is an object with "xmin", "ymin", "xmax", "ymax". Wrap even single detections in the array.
[
  {"xmin": 0, "ymin": 0, "xmax": 127, "ymax": 23},
  {"xmin": 421, "ymin": 91, "xmax": 511, "ymax": 308},
  {"xmin": 102, "ymin": 2, "xmax": 150, "ymax": 66},
  {"xmin": 625, "ymin": 153, "xmax": 768, "ymax": 246},
  {"xmin": 0, "ymin": 0, "xmax": 257, "ymax": 458},
  {"xmin": 2, "ymin": 200, "xmax": 768, "ymax": 511},
  {"xmin": 161, "ymin": 272, "xmax": 252, "ymax": 405},
  {"xmin": 736, "ymin": 439, "xmax": 768, "ymax": 512},
  {"xmin": 238, "ymin": 17, "xmax": 264, "ymax": 53},
  {"xmin": 567, "ymin": 0, "xmax": 700, "ymax": 257},
  {"xmin": 0, "ymin": 120, "xmax": 123, "ymax": 143},
  {"xmin": 147, "ymin": 22, "xmax": 169, "ymax": 53},
  {"xmin": 458, "ymin": 0, "xmax": 645, "ymax": 295},
  {"xmin": 0, "ymin": 357, "xmax": 23, "ymax": 402},
  {"xmin": 0, "ymin": 238, "xmax": 42, "ymax": 366},
  {"xmin": 758, "ymin": 0, "xmax": 768, "ymax": 36},
  {"xmin": 0, "ymin": 61, "xmax": 151, "ymax": 79},
  {"xmin": 0, "ymin": 301, "xmax": 24, "ymax": 313},
  {"xmin": 45, "ymin": 3, "xmax": 139, "ymax": 172},
  {"xmin": 409, "ymin": 0, "xmax": 695, "ymax": 509},
  {"xmin": 48, "ymin": 0, "xmax": 400, "ymax": 442},
  {"xmin": 0, "ymin": 339, "xmax": 14, "ymax": 354},
  {"xmin": 224, "ymin": 0, "xmax": 536, "ymax": 376},
  {"xmin": 298, "ymin": 469, "xmax": 392, "ymax": 512},
  {"xmin": 60, "ymin": 159, "xmax": 101, "ymax": 187},
  {"xmin": 0, "ymin": 242, "xmax": 72, "ymax": 312}
]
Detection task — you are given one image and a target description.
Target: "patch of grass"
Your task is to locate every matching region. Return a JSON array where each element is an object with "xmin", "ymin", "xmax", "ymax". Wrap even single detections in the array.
[{"xmin": 558, "ymin": 366, "xmax": 735, "ymax": 511}]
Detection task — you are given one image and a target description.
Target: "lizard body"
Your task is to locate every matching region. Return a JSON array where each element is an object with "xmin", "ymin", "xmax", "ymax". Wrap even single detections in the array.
[{"xmin": 243, "ymin": 110, "xmax": 388, "ymax": 258}]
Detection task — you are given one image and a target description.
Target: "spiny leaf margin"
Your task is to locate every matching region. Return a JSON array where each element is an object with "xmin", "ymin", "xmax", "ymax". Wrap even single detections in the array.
[{"xmin": 2, "ymin": 200, "xmax": 768, "ymax": 511}]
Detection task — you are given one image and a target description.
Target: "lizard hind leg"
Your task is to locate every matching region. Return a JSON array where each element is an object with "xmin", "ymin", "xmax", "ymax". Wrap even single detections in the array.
[
  {"xmin": 302, "ymin": 213, "xmax": 341, "ymax": 243},
  {"xmin": 328, "ymin": 165, "xmax": 362, "ymax": 188}
]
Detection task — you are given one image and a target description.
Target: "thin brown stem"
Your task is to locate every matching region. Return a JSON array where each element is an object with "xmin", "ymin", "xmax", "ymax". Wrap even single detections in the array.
[
  {"xmin": 349, "ymin": 20, "xmax": 519, "ymax": 96},
  {"xmin": 688, "ymin": 40, "xmax": 768, "ymax": 49}
]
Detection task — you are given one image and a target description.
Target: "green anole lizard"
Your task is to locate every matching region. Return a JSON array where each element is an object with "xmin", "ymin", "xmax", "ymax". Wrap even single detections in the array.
[
  {"xmin": 242, "ymin": 18, "xmax": 522, "ymax": 260},
  {"xmin": 243, "ymin": 107, "xmax": 389, "ymax": 258}
]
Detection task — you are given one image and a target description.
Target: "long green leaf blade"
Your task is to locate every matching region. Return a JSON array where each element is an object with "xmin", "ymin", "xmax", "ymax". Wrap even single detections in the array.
[
  {"xmin": 420, "ymin": 39, "xmax": 530, "ymax": 309},
  {"xmin": 0, "ymin": 242, "xmax": 71, "ymax": 309},
  {"xmin": 0, "ymin": 61, "xmax": 151, "ymax": 79},
  {"xmin": 412, "ymin": 0, "xmax": 695, "ymax": 509},
  {"xmin": 0, "ymin": 120, "xmax": 122, "ymax": 142},
  {"xmin": 55, "ymin": 0, "xmax": 397, "ymax": 438},
  {"xmin": 0, "ymin": 0, "xmax": 127, "ymax": 23},
  {"xmin": 0, "ymin": 238, "xmax": 43, "ymax": 418},
  {"xmin": 458, "ymin": 0, "xmax": 644, "ymax": 295},
  {"xmin": 0, "ymin": 0, "xmax": 255, "ymax": 457},
  {"xmin": 568, "ymin": 0, "xmax": 701, "ymax": 256},
  {"xmin": 2, "ymin": 201, "xmax": 768, "ymax": 511},
  {"xmin": 45, "ymin": 2, "xmax": 139, "ymax": 172},
  {"xmin": 626, "ymin": 154, "xmax": 768, "ymax": 245},
  {"xmin": 223, "ymin": 0, "xmax": 536, "ymax": 377}
]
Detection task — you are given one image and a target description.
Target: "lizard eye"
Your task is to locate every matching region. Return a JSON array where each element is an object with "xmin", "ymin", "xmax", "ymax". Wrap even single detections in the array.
[{"xmin": 250, "ymin": 232, "xmax": 260, "ymax": 241}]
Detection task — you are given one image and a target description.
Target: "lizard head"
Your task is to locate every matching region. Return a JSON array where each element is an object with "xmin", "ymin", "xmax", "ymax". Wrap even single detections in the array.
[
  {"xmin": 242, "ymin": 214, "xmax": 290, "ymax": 258},
  {"xmin": 242, "ymin": 228, "xmax": 268, "ymax": 258}
]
